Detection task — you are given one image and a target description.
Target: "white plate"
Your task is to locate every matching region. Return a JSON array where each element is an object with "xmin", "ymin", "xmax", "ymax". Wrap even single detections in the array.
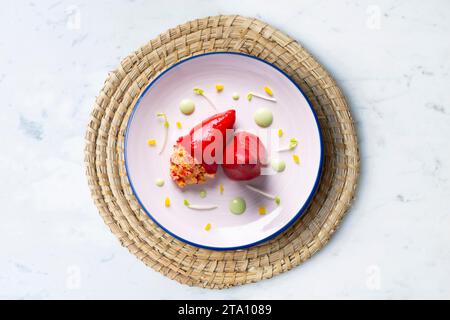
[{"xmin": 125, "ymin": 52, "xmax": 323, "ymax": 250}]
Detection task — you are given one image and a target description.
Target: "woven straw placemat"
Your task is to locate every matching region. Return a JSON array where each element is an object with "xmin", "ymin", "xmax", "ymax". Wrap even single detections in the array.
[{"xmin": 85, "ymin": 15, "xmax": 359, "ymax": 288}]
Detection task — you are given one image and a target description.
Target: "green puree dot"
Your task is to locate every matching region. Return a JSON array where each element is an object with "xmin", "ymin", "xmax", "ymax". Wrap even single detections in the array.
[
  {"xmin": 254, "ymin": 107, "xmax": 273, "ymax": 128},
  {"xmin": 179, "ymin": 99, "xmax": 195, "ymax": 115},
  {"xmin": 155, "ymin": 178, "xmax": 165, "ymax": 187},
  {"xmin": 229, "ymin": 197, "xmax": 246, "ymax": 215},
  {"xmin": 199, "ymin": 189, "xmax": 207, "ymax": 198},
  {"xmin": 271, "ymin": 159, "xmax": 286, "ymax": 172}
]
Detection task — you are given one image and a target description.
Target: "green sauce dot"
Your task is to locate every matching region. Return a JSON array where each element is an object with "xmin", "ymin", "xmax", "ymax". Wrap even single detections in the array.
[
  {"xmin": 271, "ymin": 159, "xmax": 286, "ymax": 172},
  {"xmin": 229, "ymin": 197, "xmax": 246, "ymax": 215},
  {"xmin": 199, "ymin": 189, "xmax": 207, "ymax": 198},
  {"xmin": 179, "ymin": 99, "xmax": 195, "ymax": 115},
  {"xmin": 155, "ymin": 178, "xmax": 165, "ymax": 187},
  {"xmin": 254, "ymin": 107, "xmax": 273, "ymax": 128}
]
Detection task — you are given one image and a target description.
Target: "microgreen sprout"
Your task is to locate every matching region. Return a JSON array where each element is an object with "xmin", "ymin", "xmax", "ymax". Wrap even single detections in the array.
[
  {"xmin": 193, "ymin": 87, "xmax": 217, "ymax": 110},
  {"xmin": 156, "ymin": 112, "xmax": 169, "ymax": 155},
  {"xmin": 278, "ymin": 138, "xmax": 298, "ymax": 152},
  {"xmin": 184, "ymin": 198, "xmax": 218, "ymax": 210},
  {"xmin": 245, "ymin": 184, "xmax": 280, "ymax": 206},
  {"xmin": 247, "ymin": 91, "xmax": 277, "ymax": 102}
]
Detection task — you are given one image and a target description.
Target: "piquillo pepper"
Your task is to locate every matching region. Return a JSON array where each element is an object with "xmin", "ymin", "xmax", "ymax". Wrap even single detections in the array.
[
  {"xmin": 222, "ymin": 131, "xmax": 267, "ymax": 181},
  {"xmin": 170, "ymin": 109, "xmax": 236, "ymax": 187}
]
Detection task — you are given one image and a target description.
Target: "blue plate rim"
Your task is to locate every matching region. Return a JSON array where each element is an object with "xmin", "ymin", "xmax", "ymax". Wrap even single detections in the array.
[{"xmin": 124, "ymin": 51, "xmax": 324, "ymax": 251}]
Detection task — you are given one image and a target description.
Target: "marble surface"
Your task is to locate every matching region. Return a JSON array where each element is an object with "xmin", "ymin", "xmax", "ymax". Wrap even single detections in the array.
[{"xmin": 0, "ymin": 0, "xmax": 449, "ymax": 299}]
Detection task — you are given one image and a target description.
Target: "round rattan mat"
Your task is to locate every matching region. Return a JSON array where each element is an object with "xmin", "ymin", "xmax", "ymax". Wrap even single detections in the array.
[{"xmin": 85, "ymin": 15, "xmax": 359, "ymax": 288}]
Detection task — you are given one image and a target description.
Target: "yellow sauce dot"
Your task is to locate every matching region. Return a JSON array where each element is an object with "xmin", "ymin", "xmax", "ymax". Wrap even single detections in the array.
[
  {"xmin": 219, "ymin": 183, "xmax": 224, "ymax": 195},
  {"xmin": 176, "ymin": 121, "xmax": 182, "ymax": 129},
  {"xmin": 264, "ymin": 86, "xmax": 273, "ymax": 96},
  {"xmin": 204, "ymin": 223, "xmax": 212, "ymax": 231},
  {"xmin": 215, "ymin": 84, "xmax": 224, "ymax": 92},
  {"xmin": 147, "ymin": 139, "xmax": 156, "ymax": 146},
  {"xmin": 293, "ymin": 154, "xmax": 300, "ymax": 164},
  {"xmin": 278, "ymin": 129, "xmax": 283, "ymax": 137},
  {"xmin": 164, "ymin": 197, "xmax": 170, "ymax": 207},
  {"xmin": 258, "ymin": 207, "xmax": 266, "ymax": 215}
]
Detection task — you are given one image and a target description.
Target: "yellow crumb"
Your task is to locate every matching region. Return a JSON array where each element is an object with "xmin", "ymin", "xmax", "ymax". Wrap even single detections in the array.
[
  {"xmin": 258, "ymin": 207, "xmax": 266, "ymax": 215},
  {"xmin": 215, "ymin": 84, "xmax": 224, "ymax": 92},
  {"xmin": 278, "ymin": 129, "xmax": 283, "ymax": 137},
  {"xmin": 264, "ymin": 86, "xmax": 273, "ymax": 96},
  {"xmin": 164, "ymin": 197, "xmax": 170, "ymax": 207},
  {"xmin": 293, "ymin": 154, "xmax": 300, "ymax": 164},
  {"xmin": 204, "ymin": 223, "xmax": 212, "ymax": 231},
  {"xmin": 147, "ymin": 139, "xmax": 156, "ymax": 146},
  {"xmin": 176, "ymin": 121, "xmax": 182, "ymax": 129},
  {"xmin": 219, "ymin": 183, "xmax": 224, "ymax": 195}
]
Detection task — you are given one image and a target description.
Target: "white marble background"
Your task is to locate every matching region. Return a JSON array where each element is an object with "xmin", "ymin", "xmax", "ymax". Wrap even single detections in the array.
[{"xmin": 0, "ymin": 0, "xmax": 449, "ymax": 299}]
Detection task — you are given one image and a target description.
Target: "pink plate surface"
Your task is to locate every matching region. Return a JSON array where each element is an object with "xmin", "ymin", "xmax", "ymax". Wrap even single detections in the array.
[{"xmin": 125, "ymin": 53, "xmax": 322, "ymax": 250}]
